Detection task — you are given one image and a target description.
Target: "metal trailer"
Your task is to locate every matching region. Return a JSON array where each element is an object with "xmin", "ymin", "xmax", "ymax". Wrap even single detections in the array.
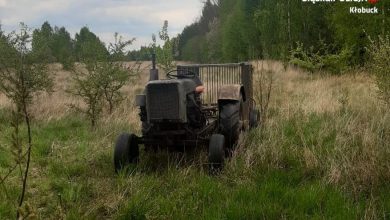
[{"xmin": 177, "ymin": 63, "xmax": 254, "ymax": 124}]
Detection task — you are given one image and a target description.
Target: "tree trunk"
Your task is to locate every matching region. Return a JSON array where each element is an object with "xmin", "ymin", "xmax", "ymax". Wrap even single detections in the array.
[
  {"xmin": 108, "ymin": 100, "xmax": 113, "ymax": 115},
  {"xmin": 288, "ymin": 0, "xmax": 292, "ymax": 49},
  {"xmin": 382, "ymin": 3, "xmax": 385, "ymax": 36},
  {"xmin": 17, "ymin": 101, "xmax": 32, "ymax": 218}
]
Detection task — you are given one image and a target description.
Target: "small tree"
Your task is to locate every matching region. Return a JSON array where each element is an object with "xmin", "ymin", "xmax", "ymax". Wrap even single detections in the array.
[
  {"xmin": 69, "ymin": 33, "xmax": 138, "ymax": 125},
  {"xmin": 68, "ymin": 62, "xmax": 104, "ymax": 127},
  {"xmin": 156, "ymin": 20, "xmax": 175, "ymax": 73},
  {"xmin": 97, "ymin": 62, "xmax": 130, "ymax": 114},
  {"xmin": 0, "ymin": 23, "xmax": 53, "ymax": 217},
  {"xmin": 368, "ymin": 35, "xmax": 390, "ymax": 105},
  {"xmin": 99, "ymin": 33, "xmax": 138, "ymax": 114},
  {"xmin": 109, "ymin": 32, "xmax": 135, "ymax": 61}
]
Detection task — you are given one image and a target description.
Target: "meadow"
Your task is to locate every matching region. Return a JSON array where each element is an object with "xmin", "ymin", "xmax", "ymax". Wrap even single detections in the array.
[{"xmin": 0, "ymin": 61, "xmax": 389, "ymax": 219}]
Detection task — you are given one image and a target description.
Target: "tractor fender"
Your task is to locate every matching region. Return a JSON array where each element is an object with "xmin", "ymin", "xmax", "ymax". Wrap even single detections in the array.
[{"xmin": 218, "ymin": 85, "xmax": 246, "ymax": 102}]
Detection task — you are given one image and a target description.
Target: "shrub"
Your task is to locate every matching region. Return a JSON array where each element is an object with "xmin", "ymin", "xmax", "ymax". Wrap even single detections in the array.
[
  {"xmin": 289, "ymin": 42, "xmax": 351, "ymax": 74},
  {"xmin": 97, "ymin": 62, "xmax": 130, "ymax": 114},
  {"xmin": 68, "ymin": 32, "xmax": 138, "ymax": 126},
  {"xmin": 68, "ymin": 62, "xmax": 104, "ymax": 128},
  {"xmin": 368, "ymin": 35, "xmax": 390, "ymax": 105}
]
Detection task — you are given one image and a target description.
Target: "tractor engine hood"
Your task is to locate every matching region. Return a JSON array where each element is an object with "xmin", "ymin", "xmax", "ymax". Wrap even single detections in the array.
[{"xmin": 145, "ymin": 79, "xmax": 197, "ymax": 123}]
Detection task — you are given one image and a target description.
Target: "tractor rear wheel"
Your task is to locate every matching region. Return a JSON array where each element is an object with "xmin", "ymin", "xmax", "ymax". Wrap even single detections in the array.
[
  {"xmin": 219, "ymin": 99, "xmax": 242, "ymax": 154},
  {"xmin": 208, "ymin": 134, "xmax": 225, "ymax": 172},
  {"xmin": 114, "ymin": 133, "xmax": 139, "ymax": 173}
]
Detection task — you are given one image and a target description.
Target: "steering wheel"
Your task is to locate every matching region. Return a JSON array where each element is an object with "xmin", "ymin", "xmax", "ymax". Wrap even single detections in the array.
[{"xmin": 166, "ymin": 69, "xmax": 197, "ymax": 79}]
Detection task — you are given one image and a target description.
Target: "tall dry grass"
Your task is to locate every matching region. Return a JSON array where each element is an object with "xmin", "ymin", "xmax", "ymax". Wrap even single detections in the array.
[
  {"xmin": 1, "ymin": 61, "xmax": 388, "ymax": 218},
  {"xmin": 244, "ymin": 61, "xmax": 389, "ymax": 202},
  {"xmin": 2, "ymin": 62, "xmax": 387, "ymax": 190}
]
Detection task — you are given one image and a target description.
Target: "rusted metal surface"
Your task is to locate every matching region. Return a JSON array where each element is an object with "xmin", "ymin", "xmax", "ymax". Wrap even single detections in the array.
[
  {"xmin": 240, "ymin": 63, "xmax": 253, "ymax": 119},
  {"xmin": 218, "ymin": 85, "xmax": 244, "ymax": 101}
]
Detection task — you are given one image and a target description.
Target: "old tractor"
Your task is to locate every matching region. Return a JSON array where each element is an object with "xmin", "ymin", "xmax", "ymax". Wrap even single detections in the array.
[{"xmin": 114, "ymin": 55, "xmax": 259, "ymax": 172}]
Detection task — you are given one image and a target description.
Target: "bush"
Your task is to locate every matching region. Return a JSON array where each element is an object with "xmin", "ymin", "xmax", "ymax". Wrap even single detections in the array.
[
  {"xmin": 321, "ymin": 48, "xmax": 352, "ymax": 74},
  {"xmin": 68, "ymin": 63, "xmax": 104, "ymax": 128},
  {"xmin": 97, "ymin": 62, "xmax": 130, "ymax": 114},
  {"xmin": 289, "ymin": 42, "xmax": 319, "ymax": 73},
  {"xmin": 368, "ymin": 35, "xmax": 390, "ymax": 105},
  {"xmin": 289, "ymin": 42, "xmax": 352, "ymax": 74}
]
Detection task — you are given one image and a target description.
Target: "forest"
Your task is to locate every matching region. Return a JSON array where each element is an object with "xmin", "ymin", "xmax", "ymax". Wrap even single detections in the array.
[{"xmin": 176, "ymin": 0, "xmax": 389, "ymax": 67}]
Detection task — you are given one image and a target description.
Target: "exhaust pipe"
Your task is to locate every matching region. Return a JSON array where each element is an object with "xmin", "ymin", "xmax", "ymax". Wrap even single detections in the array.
[{"xmin": 149, "ymin": 53, "xmax": 159, "ymax": 81}]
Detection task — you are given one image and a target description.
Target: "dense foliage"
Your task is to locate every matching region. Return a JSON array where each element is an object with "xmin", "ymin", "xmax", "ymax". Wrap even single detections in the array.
[
  {"xmin": 368, "ymin": 35, "xmax": 390, "ymax": 105},
  {"xmin": 176, "ymin": 0, "xmax": 389, "ymax": 69}
]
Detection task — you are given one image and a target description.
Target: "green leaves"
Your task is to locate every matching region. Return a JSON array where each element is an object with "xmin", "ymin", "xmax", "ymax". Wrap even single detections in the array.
[
  {"xmin": 98, "ymin": 62, "xmax": 131, "ymax": 114},
  {"xmin": 0, "ymin": 23, "xmax": 53, "ymax": 107},
  {"xmin": 109, "ymin": 32, "xmax": 135, "ymax": 61},
  {"xmin": 289, "ymin": 41, "xmax": 352, "ymax": 74},
  {"xmin": 178, "ymin": 1, "xmax": 219, "ymax": 62},
  {"xmin": 68, "ymin": 31, "xmax": 136, "ymax": 127},
  {"xmin": 68, "ymin": 61, "xmax": 133, "ymax": 127},
  {"xmin": 74, "ymin": 27, "xmax": 109, "ymax": 63},
  {"xmin": 177, "ymin": 0, "xmax": 388, "ymax": 67},
  {"xmin": 368, "ymin": 35, "xmax": 390, "ymax": 105},
  {"xmin": 68, "ymin": 63, "xmax": 105, "ymax": 127},
  {"xmin": 156, "ymin": 21, "xmax": 175, "ymax": 73}
]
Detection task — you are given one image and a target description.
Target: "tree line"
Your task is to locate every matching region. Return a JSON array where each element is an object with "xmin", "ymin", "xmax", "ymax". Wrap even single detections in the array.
[
  {"xmin": 173, "ymin": 0, "xmax": 389, "ymax": 73},
  {"xmin": 27, "ymin": 21, "xmax": 176, "ymax": 67},
  {"xmin": 14, "ymin": 1, "xmax": 389, "ymax": 72},
  {"xmin": 16, "ymin": 21, "xmax": 138, "ymax": 69}
]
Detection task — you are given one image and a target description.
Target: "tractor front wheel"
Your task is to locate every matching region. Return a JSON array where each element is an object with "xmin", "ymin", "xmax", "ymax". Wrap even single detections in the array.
[{"xmin": 114, "ymin": 133, "xmax": 139, "ymax": 173}]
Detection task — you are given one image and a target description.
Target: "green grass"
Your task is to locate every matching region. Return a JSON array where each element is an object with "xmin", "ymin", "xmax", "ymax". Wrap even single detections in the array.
[
  {"xmin": 115, "ymin": 169, "xmax": 360, "ymax": 219},
  {"xmin": 0, "ymin": 106, "xmax": 389, "ymax": 219}
]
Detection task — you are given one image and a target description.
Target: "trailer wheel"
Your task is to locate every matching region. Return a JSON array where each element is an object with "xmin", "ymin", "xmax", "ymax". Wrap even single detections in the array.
[
  {"xmin": 219, "ymin": 99, "xmax": 241, "ymax": 153},
  {"xmin": 249, "ymin": 108, "xmax": 260, "ymax": 129},
  {"xmin": 208, "ymin": 134, "xmax": 225, "ymax": 172},
  {"xmin": 114, "ymin": 133, "xmax": 139, "ymax": 173}
]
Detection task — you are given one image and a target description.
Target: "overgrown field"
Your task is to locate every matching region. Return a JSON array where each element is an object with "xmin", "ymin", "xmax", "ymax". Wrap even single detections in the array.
[{"xmin": 0, "ymin": 61, "xmax": 389, "ymax": 219}]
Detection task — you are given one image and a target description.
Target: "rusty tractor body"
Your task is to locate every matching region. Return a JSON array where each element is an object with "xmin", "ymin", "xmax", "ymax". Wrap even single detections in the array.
[{"xmin": 114, "ymin": 57, "xmax": 259, "ymax": 172}]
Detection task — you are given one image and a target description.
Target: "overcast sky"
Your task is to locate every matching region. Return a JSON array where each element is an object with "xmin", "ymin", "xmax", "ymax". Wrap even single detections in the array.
[{"xmin": 0, "ymin": 0, "xmax": 204, "ymax": 50}]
